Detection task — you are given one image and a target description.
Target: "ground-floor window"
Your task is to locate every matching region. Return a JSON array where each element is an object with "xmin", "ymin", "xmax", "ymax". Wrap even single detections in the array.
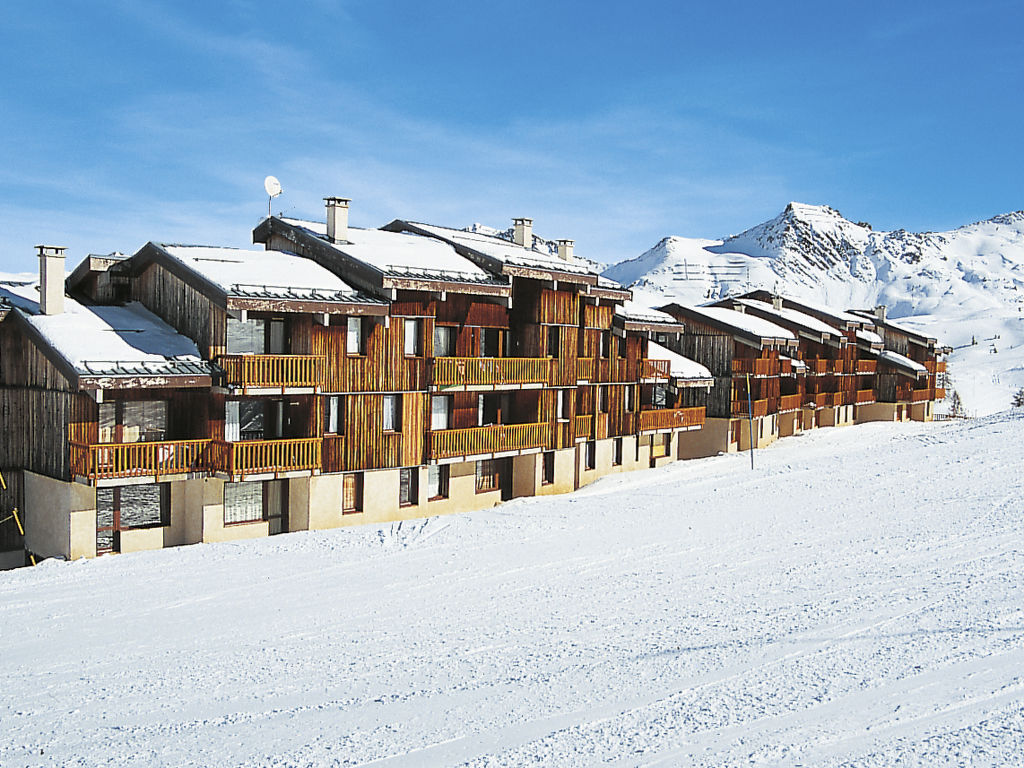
[
  {"xmin": 542, "ymin": 451, "xmax": 555, "ymax": 485},
  {"xmin": 224, "ymin": 481, "xmax": 264, "ymax": 525},
  {"xmin": 613, "ymin": 437, "xmax": 623, "ymax": 466},
  {"xmin": 342, "ymin": 473, "xmax": 363, "ymax": 513},
  {"xmin": 427, "ymin": 465, "xmax": 449, "ymax": 500},
  {"xmin": 651, "ymin": 433, "xmax": 670, "ymax": 458},
  {"xmin": 476, "ymin": 459, "xmax": 501, "ymax": 493},
  {"xmin": 96, "ymin": 484, "xmax": 169, "ymax": 554},
  {"xmin": 399, "ymin": 468, "xmax": 418, "ymax": 506},
  {"xmin": 585, "ymin": 440, "xmax": 597, "ymax": 470}
]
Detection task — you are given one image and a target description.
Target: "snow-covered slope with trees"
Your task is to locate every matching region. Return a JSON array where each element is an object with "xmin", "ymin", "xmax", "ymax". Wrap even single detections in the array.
[
  {"xmin": 2, "ymin": 413, "xmax": 1022, "ymax": 766},
  {"xmin": 605, "ymin": 204, "xmax": 1024, "ymax": 415}
]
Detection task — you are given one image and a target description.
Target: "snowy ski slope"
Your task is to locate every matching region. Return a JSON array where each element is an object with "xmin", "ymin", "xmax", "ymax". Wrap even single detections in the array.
[{"xmin": 2, "ymin": 412, "xmax": 1022, "ymax": 766}]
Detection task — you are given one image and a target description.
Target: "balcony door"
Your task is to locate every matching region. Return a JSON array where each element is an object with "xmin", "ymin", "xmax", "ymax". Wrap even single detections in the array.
[
  {"xmin": 99, "ymin": 401, "xmax": 168, "ymax": 444},
  {"xmin": 431, "ymin": 395, "xmax": 452, "ymax": 431},
  {"xmin": 478, "ymin": 392, "xmax": 511, "ymax": 426}
]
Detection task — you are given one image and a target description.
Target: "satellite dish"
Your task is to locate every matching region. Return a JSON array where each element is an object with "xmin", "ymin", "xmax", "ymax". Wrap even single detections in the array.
[{"xmin": 264, "ymin": 175, "xmax": 283, "ymax": 198}]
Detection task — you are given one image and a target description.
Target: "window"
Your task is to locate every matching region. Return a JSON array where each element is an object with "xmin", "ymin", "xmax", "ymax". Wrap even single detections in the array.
[
  {"xmin": 267, "ymin": 318, "xmax": 287, "ymax": 354},
  {"xmin": 431, "ymin": 395, "xmax": 452, "ymax": 431},
  {"xmin": 547, "ymin": 326, "xmax": 560, "ymax": 357},
  {"xmin": 585, "ymin": 440, "xmax": 597, "ymax": 470},
  {"xmin": 625, "ymin": 386, "xmax": 634, "ymax": 411},
  {"xmin": 226, "ymin": 317, "xmax": 265, "ymax": 354},
  {"xmin": 427, "ymin": 465, "xmax": 449, "ymax": 500},
  {"xmin": 481, "ymin": 328, "xmax": 502, "ymax": 357},
  {"xmin": 399, "ymin": 468, "xmax": 418, "ymax": 506},
  {"xmin": 96, "ymin": 485, "xmax": 170, "ymax": 554},
  {"xmin": 224, "ymin": 482, "xmax": 264, "ymax": 525},
  {"xmin": 651, "ymin": 433, "xmax": 670, "ymax": 458},
  {"xmin": 347, "ymin": 316, "xmax": 365, "ymax": 355},
  {"xmin": 434, "ymin": 325, "xmax": 455, "ymax": 357},
  {"xmin": 613, "ymin": 437, "xmax": 623, "ymax": 466},
  {"xmin": 325, "ymin": 395, "xmax": 342, "ymax": 434},
  {"xmin": 600, "ymin": 331, "xmax": 611, "ymax": 358},
  {"xmin": 560, "ymin": 389, "xmax": 573, "ymax": 418},
  {"xmin": 225, "ymin": 400, "xmax": 266, "ymax": 441},
  {"xmin": 383, "ymin": 395, "xmax": 401, "ymax": 432},
  {"xmin": 99, "ymin": 400, "xmax": 168, "ymax": 443},
  {"xmin": 618, "ymin": 335, "xmax": 627, "ymax": 358},
  {"xmin": 404, "ymin": 318, "xmax": 422, "ymax": 356},
  {"xmin": 475, "ymin": 459, "xmax": 501, "ymax": 493},
  {"xmin": 342, "ymin": 473, "xmax": 363, "ymax": 513},
  {"xmin": 599, "ymin": 386, "xmax": 609, "ymax": 413},
  {"xmin": 542, "ymin": 451, "xmax": 555, "ymax": 485},
  {"xmin": 653, "ymin": 385, "xmax": 668, "ymax": 409}
]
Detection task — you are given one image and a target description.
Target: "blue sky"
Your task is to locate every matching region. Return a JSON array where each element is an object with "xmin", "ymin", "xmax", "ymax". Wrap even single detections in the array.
[{"xmin": 1, "ymin": 1, "xmax": 1021, "ymax": 271}]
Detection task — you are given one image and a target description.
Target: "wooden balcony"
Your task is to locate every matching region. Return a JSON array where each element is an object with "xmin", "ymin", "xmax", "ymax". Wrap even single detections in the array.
[
  {"xmin": 574, "ymin": 414, "xmax": 593, "ymax": 440},
  {"xmin": 217, "ymin": 354, "xmax": 324, "ymax": 393},
  {"xmin": 70, "ymin": 439, "xmax": 212, "ymax": 483},
  {"xmin": 805, "ymin": 359, "xmax": 829, "ymax": 375},
  {"xmin": 432, "ymin": 357, "xmax": 550, "ymax": 389},
  {"xmin": 430, "ymin": 422, "xmax": 550, "ymax": 460},
  {"xmin": 779, "ymin": 358, "xmax": 793, "ymax": 375},
  {"xmin": 855, "ymin": 389, "xmax": 876, "ymax": 404},
  {"xmin": 576, "ymin": 357, "xmax": 595, "ymax": 382},
  {"xmin": 855, "ymin": 359, "xmax": 877, "ymax": 374},
  {"xmin": 731, "ymin": 358, "xmax": 776, "ymax": 377},
  {"xmin": 732, "ymin": 398, "xmax": 769, "ymax": 418},
  {"xmin": 640, "ymin": 359, "xmax": 671, "ymax": 380},
  {"xmin": 936, "ymin": 361, "xmax": 947, "ymax": 374},
  {"xmin": 638, "ymin": 407, "xmax": 705, "ymax": 432},
  {"xmin": 210, "ymin": 437, "xmax": 322, "ymax": 481},
  {"xmin": 779, "ymin": 394, "xmax": 804, "ymax": 412},
  {"xmin": 909, "ymin": 389, "xmax": 932, "ymax": 402},
  {"xmin": 935, "ymin": 387, "xmax": 946, "ymax": 399},
  {"xmin": 813, "ymin": 393, "xmax": 830, "ymax": 409}
]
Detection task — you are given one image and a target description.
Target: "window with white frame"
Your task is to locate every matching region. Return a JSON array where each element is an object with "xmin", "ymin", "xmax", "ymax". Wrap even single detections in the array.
[
  {"xmin": 404, "ymin": 318, "xmax": 422, "ymax": 356},
  {"xmin": 325, "ymin": 395, "xmax": 342, "ymax": 434},
  {"xmin": 224, "ymin": 482, "xmax": 264, "ymax": 525},
  {"xmin": 434, "ymin": 325, "xmax": 455, "ymax": 357},
  {"xmin": 431, "ymin": 395, "xmax": 452, "ymax": 431},
  {"xmin": 427, "ymin": 465, "xmax": 449, "ymax": 500},
  {"xmin": 347, "ymin": 316, "xmax": 365, "ymax": 355},
  {"xmin": 399, "ymin": 468, "xmax": 418, "ymax": 506},
  {"xmin": 383, "ymin": 395, "xmax": 401, "ymax": 432},
  {"xmin": 342, "ymin": 473, "xmax": 362, "ymax": 513}
]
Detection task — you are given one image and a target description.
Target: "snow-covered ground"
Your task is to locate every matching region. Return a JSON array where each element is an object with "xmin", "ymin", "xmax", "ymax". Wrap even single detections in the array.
[{"xmin": 3, "ymin": 412, "xmax": 1023, "ymax": 767}]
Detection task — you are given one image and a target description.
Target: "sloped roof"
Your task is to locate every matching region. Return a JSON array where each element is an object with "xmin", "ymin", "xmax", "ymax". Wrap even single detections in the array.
[
  {"xmin": 647, "ymin": 340, "xmax": 713, "ymax": 384},
  {"xmin": 877, "ymin": 349, "xmax": 928, "ymax": 377},
  {"xmin": 732, "ymin": 299, "xmax": 843, "ymax": 340}
]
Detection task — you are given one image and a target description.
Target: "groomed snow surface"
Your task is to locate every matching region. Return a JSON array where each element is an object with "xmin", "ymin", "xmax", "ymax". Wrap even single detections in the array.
[{"xmin": 3, "ymin": 413, "xmax": 1024, "ymax": 767}]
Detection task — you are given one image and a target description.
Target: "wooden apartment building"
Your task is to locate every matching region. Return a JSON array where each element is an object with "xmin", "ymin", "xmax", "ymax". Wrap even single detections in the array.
[{"xmin": 0, "ymin": 202, "xmax": 715, "ymax": 565}]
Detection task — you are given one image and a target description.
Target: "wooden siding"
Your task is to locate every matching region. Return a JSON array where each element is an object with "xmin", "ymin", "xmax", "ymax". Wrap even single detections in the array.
[{"xmin": 133, "ymin": 262, "xmax": 226, "ymax": 360}]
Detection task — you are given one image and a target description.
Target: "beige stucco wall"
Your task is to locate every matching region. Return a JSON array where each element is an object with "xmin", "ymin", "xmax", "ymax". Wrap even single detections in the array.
[
  {"xmin": 535, "ymin": 448, "xmax": 577, "ymax": 496},
  {"xmin": 512, "ymin": 454, "xmax": 539, "ymax": 499},
  {"xmin": 119, "ymin": 526, "xmax": 167, "ymax": 554},
  {"xmin": 778, "ymin": 410, "xmax": 803, "ymax": 437},
  {"xmin": 23, "ymin": 470, "xmax": 96, "ymax": 560},
  {"xmin": 801, "ymin": 407, "xmax": 818, "ymax": 430},
  {"xmin": 820, "ymin": 405, "xmax": 855, "ymax": 428},
  {"xmin": 910, "ymin": 400, "xmax": 933, "ymax": 422},
  {"xmin": 855, "ymin": 402, "xmax": 901, "ymax": 423},
  {"xmin": 737, "ymin": 414, "xmax": 779, "ymax": 451},
  {"xmin": 678, "ymin": 419, "xmax": 733, "ymax": 459}
]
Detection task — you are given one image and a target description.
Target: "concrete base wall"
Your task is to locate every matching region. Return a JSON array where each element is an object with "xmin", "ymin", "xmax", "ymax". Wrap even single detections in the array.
[
  {"xmin": 856, "ymin": 402, "xmax": 907, "ymax": 423},
  {"xmin": 737, "ymin": 414, "xmax": 779, "ymax": 451},
  {"xmin": 535, "ymin": 448, "xmax": 577, "ymax": 497},
  {"xmin": 778, "ymin": 410, "xmax": 803, "ymax": 438},
  {"xmin": 678, "ymin": 418, "xmax": 736, "ymax": 459},
  {"xmin": 910, "ymin": 400, "xmax": 933, "ymax": 422},
  {"xmin": 23, "ymin": 470, "xmax": 95, "ymax": 560},
  {"xmin": 820, "ymin": 404, "xmax": 856, "ymax": 428}
]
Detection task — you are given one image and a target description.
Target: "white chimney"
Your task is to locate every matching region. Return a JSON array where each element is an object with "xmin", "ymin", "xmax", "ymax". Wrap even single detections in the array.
[
  {"xmin": 325, "ymin": 197, "xmax": 350, "ymax": 243},
  {"xmin": 37, "ymin": 245, "xmax": 66, "ymax": 315},
  {"xmin": 772, "ymin": 295, "xmax": 783, "ymax": 311},
  {"xmin": 556, "ymin": 239, "xmax": 574, "ymax": 261},
  {"xmin": 513, "ymin": 217, "xmax": 532, "ymax": 248},
  {"xmin": 874, "ymin": 304, "xmax": 887, "ymax": 323}
]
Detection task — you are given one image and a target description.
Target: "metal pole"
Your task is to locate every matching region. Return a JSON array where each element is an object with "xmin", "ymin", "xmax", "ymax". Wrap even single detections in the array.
[{"xmin": 746, "ymin": 372, "xmax": 755, "ymax": 470}]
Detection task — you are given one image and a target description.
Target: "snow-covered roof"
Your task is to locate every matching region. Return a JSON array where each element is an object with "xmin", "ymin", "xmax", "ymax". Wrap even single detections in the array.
[
  {"xmin": 856, "ymin": 328, "xmax": 883, "ymax": 346},
  {"xmin": 734, "ymin": 299, "xmax": 842, "ymax": 339},
  {"xmin": 1, "ymin": 283, "xmax": 213, "ymax": 380},
  {"xmin": 615, "ymin": 300, "xmax": 680, "ymax": 326},
  {"xmin": 780, "ymin": 354, "xmax": 807, "ymax": 370},
  {"xmin": 877, "ymin": 349, "xmax": 928, "ymax": 376},
  {"xmin": 687, "ymin": 306, "xmax": 797, "ymax": 342},
  {"xmin": 782, "ymin": 297, "xmax": 872, "ymax": 328},
  {"xmin": 410, "ymin": 221, "xmax": 602, "ymax": 278},
  {"xmin": 850, "ymin": 311, "xmax": 938, "ymax": 345},
  {"xmin": 646, "ymin": 340, "xmax": 713, "ymax": 383},
  {"xmin": 157, "ymin": 245, "xmax": 372, "ymax": 302},
  {"xmin": 281, "ymin": 219, "xmax": 496, "ymax": 283}
]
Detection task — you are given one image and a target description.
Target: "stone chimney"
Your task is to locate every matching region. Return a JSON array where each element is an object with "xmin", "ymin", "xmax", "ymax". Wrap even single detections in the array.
[
  {"xmin": 513, "ymin": 217, "xmax": 533, "ymax": 248},
  {"xmin": 556, "ymin": 239, "xmax": 574, "ymax": 261},
  {"xmin": 37, "ymin": 245, "xmax": 66, "ymax": 315},
  {"xmin": 325, "ymin": 197, "xmax": 350, "ymax": 243},
  {"xmin": 772, "ymin": 295, "xmax": 783, "ymax": 311},
  {"xmin": 873, "ymin": 304, "xmax": 887, "ymax": 323}
]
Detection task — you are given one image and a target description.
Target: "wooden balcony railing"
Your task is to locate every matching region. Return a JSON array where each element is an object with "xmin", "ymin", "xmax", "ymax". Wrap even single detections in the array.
[
  {"xmin": 732, "ymin": 398, "xmax": 769, "ymax": 418},
  {"xmin": 779, "ymin": 394, "xmax": 804, "ymax": 412},
  {"xmin": 805, "ymin": 359, "xmax": 829, "ymax": 375},
  {"xmin": 831, "ymin": 360, "xmax": 849, "ymax": 374},
  {"xmin": 70, "ymin": 439, "xmax": 212, "ymax": 482},
  {"xmin": 909, "ymin": 389, "xmax": 932, "ymax": 402},
  {"xmin": 217, "ymin": 354, "xmax": 325, "ymax": 390},
  {"xmin": 732, "ymin": 358, "xmax": 775, "ymax": 376},
  {"xmin": 814, "ymin": 393, "xmax": 830, "ymax": 408},
  {"xmin": 576, "ymin": 357, "xmax": 595, "ymax": 382},
  {"xmin": 433, "ymin": 357, "xmax": 551, "ymax": 388},
  {"xmin": 779, "ymin": 358, "xmax": 793, "ymax": 375},
  {"xmin": 638, "ymin": 407, "xmax": 705, "ymax": 432},
  {"xmin": 429, "ymin": 422, "xmax": 550, "ymax": 459},
  {"xmin": 935, "ymin": 387, "xmax": 946, "ymax": 399},
  {"xmin": 211, "ymin": 437, "xmax": 322, "ymax": 481},
  {"xmin": 574, "ymin": 414, "xmax": 593, "ymax": 440},
  {"xmin": 856, "ymin": 359, "xmax": 877, "ymax": 374},
  {"xmin": 640, "ymin": 359, "xmax": 671, "ymax": 380},
  {"xmin": 856, "ymin": 389, "xmax": 876, "ymax": 404},
  {"xmin": 936, "ymin": 361, "xmax": 947, "ymax": 373}
]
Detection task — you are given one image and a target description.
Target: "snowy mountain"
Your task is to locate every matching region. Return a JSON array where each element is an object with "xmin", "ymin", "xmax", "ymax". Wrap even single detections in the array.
[{"xmin": 605, "ymin": 203, "xmax": 1024, "ymax": 415}]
